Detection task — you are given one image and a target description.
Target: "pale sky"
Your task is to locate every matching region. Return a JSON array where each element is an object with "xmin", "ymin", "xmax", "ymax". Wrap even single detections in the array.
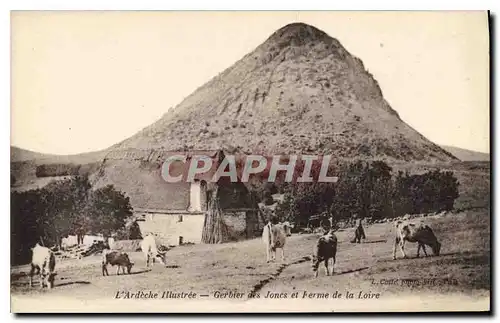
[{"xmin": 11, "ymin": 11, "xmax": 490, "ymax": 155}]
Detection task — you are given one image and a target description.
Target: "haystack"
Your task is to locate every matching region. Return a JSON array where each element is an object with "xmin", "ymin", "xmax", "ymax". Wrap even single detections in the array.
[{"xmin": 201, "ymin": 187, "xmax": 230, "ymax": 244}]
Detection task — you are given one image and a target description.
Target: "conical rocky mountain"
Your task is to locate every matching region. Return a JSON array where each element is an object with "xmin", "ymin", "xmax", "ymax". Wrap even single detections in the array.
[
  {"xmin": 91, "ymin": 22, "xmax": 457, "ymax": 210},
  {"xmin": 107, "ymin": 22, "xmax": 456, "ymax": 162}
]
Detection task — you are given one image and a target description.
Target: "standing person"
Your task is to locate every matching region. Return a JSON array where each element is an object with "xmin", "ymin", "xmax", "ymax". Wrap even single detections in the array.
[{"xmin": 350, "ymin": 214, "xmax": 366, "ymax": 243}]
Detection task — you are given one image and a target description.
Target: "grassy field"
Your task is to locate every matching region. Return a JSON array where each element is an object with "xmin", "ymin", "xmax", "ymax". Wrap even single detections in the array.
[{"xmin": 11, "ymin": 209, "xmax": 490, "ymax": 312}]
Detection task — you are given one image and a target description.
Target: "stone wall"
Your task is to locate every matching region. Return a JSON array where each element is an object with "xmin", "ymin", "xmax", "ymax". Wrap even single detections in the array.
[
  {"xmin": 221, "ymin": 211, "xmax": 247, "ymax": 241},
  {"xmin": 135, "ymin": 209, "xmax": 263, "ymax": 245},
  {"xmin": 111, "ymin": 239, "xmax": 142, "ymax": 252},
  {"xmin": 246, "ymin": 210, "xmax": 265, "ymax": 237}
]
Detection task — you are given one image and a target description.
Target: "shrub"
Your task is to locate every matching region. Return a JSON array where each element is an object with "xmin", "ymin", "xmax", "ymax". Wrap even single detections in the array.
[
  {"xmin": 393, "ymin": 169, "xmax": 460, "ymax": 215},
  {"xmin": 35, "ymin": 163, "xmax": 81, "ymax": 178},
  {"xmin": 265, "ymin": 160, "xmax": 459, "ymax": 229}
]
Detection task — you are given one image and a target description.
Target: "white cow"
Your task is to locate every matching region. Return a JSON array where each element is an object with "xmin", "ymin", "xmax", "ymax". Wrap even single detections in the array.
[
  {"xmin": 29, "ymin": 243, "xmax": 56, "ymax": 289},
  {"xmin": 140, "ymin": 234, "xmax": 168, "ymax": 267},
  {"xmin": 262, "ymin": 221, "xmax": 294, "ymax": 263},
  {"xmin": 393, "ymin": 220, "xmax": 442, "ymax": 260}
]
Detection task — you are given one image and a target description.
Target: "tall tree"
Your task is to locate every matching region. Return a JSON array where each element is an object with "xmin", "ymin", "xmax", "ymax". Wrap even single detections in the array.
[{"xmin": 85, "ymin": 184, "xmax": 134, "ymax": 240}]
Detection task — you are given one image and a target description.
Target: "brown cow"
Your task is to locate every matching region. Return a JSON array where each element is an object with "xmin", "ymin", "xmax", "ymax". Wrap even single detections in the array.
[
  {"xmin": 102, "ymin": 249, "xmax": 134, "ymax": 276},
  {"xmin": 311, "ymin": 230, "xmax": 338, "ymax": 277}
]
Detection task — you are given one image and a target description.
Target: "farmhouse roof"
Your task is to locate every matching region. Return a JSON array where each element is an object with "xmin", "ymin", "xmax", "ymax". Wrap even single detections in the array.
[{"xmin": 104, "ymin": 149, "xmax": 256, "ymax": 212}]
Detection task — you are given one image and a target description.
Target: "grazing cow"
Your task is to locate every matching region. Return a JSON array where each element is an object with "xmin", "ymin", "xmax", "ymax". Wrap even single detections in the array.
[
  {"xmin": 311, "ymin": 230, "xmax": 338, "ymax": 277},
  {"xmin": 141, "ymin": 234, "xmax": 168, "ymax": 267},
  {"xmin": 29, "ymin": 243, "xmax": 56, "ymax": 289},
  {"xmin": 262, "ymin": 221, "xmax": 294, "ymax": 263},
  {"xmin": 102, "ymin": 249, "xmax": 134, "ymax": 276},
  {"xmin": 350, "ymin": 219, "xmax": 366, "ymax": 243},
  {"xmin": 393, "ymin": 220, "xmax": 441, "ymax": 260}
]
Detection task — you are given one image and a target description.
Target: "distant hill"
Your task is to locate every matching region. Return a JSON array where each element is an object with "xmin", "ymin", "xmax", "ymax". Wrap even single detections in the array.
[
  {"xmin": 11, "ymin": 146, "xmax": 56, "ymax": 162},
  {"xmin": 440, "ymin": 145, "xmax": 490, "ymax": 162},
  {"xmin": 10, "ymin": 146, "xmax": 105, "ymax": 192},
  {"xmin": 10, "ymin": 146, "xmax": 106, "ymax": 165}
]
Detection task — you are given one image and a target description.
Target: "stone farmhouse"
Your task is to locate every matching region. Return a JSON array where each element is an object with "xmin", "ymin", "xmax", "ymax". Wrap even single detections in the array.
[{"xmin": 131, "ymin": 150, "xmax": 264, "ymax": 245}]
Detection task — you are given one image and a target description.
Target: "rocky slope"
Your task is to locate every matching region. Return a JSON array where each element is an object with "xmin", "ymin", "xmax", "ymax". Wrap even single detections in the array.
[{"xmin": 107, "ymin": 22, "xmax": 456, "ymax": 163}]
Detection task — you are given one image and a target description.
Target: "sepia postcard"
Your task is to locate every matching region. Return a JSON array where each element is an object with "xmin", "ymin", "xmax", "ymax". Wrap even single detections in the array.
[{"xmin": 10, "ymin": 11, "xmax": 491, "ymax": 313}]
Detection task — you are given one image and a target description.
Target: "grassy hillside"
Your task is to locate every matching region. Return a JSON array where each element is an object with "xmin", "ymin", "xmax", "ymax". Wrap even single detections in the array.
[
  {"xmin": 440, "ymin": 145, "xmax": 489, "ymax": 162},
  {"xmin": 10, "ymin": 146, "xmax": 106, "ymax": 165}
]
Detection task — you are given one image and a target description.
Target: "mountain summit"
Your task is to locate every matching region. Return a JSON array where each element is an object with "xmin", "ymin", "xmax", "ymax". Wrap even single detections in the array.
[
  {"xmin": 108, "ymin": 22, "xmax": 455, "ymax": 162},
  {"xmin": 263, "ymin": 22, "xmax": 332, "ymax": 48}
]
